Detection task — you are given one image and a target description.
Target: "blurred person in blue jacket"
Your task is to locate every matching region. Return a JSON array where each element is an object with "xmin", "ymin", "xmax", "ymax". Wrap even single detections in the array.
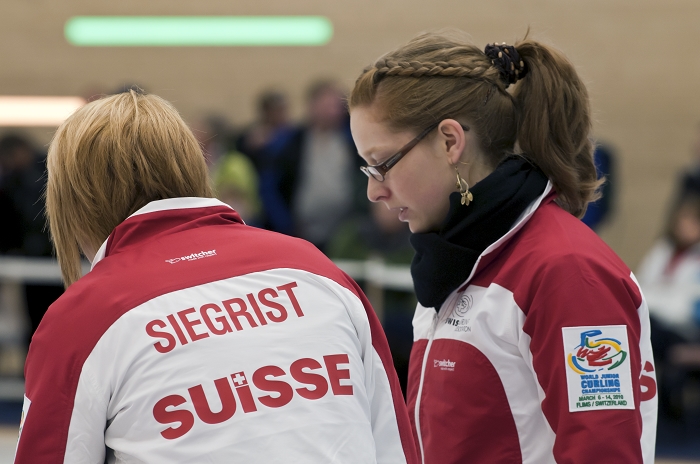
[
  {"xmin": 236, "ymin": 90, "xmax": 293, "ymax": 171},
  {"xmin": 258, "ymin": 80, "xmax": 366, "ymax": 251},
  {"xmin": 581, "ymin": 143, "xmax": 615, "ymax": 231}
]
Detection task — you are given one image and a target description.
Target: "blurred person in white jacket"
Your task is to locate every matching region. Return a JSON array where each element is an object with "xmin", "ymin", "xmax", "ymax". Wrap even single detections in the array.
[
  {"xmin": 637, "ymin": 193, "xmax": 700, "ymax": 418},
  {"xmin": 637, "ymin": 194, "xmax": 700, "ymax": 342}
]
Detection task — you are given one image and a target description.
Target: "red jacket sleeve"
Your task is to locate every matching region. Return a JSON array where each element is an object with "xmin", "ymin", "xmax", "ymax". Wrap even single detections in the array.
[{"xmin": 521, "ymin": 254, "xmax": 649, "ymax": 463}]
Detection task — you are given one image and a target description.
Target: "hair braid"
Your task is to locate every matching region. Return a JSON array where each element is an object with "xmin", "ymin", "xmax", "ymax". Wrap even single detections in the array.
[
  {"xmin": 373, "ymin": 58, "xmax": 491, "ymax": 81},
  {"xmin": 350, "ymin": 32, "xmax": 518, "ymax": 161}
]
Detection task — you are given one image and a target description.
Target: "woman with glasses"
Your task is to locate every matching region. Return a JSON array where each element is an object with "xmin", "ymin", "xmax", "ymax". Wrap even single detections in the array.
[{"xmin": 349, "ymin": 32, "xmax": 657, "ymax": 463}]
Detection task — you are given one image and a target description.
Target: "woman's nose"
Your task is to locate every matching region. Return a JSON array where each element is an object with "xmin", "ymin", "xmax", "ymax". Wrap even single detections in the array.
[{"xmin": 367, "ymin": 176, "xmax": 389, "ymax": 203}]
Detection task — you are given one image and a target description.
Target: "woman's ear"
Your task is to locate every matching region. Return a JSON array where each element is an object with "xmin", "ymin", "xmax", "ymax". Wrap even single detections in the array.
[{"xmin": 438, "ymin": 119, "xmax": 467, "ymax": 165}]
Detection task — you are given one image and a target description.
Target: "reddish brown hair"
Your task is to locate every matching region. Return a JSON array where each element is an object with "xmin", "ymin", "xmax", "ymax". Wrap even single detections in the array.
[{"xmin": 350, "ymin": 31, "xmax": 601, "ymax": 217}]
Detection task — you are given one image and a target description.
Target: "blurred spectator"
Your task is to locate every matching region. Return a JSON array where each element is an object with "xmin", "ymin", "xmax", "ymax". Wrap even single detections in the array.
[
  {"xmin": 212, "ymin": 151, "xmax": 263, "ymax": 226},
  {"xmin": 643, "ymin": 122, "xmax": 700, "ymax": 336},
  {"xmin": 637, "ymin": 193, "xmax": 700, "ymax": 418},
  {"xmin": 0, "ymin": 134, "xmax": 52, "ymax": 257},
  {"xmin": 327, "ymin": 202, "xmax": 415, "ymax": 393},
  {"xmin": 236, "ymin": 90, "xmax": 293, "ymax": 170},
  {"xmin": 260, "ymin": 80, "xmax": 366, "ymax": 251},
  {"xmin": 677, "ymin": 122, "xmax": 700, "ymax": 199},
  {"xmin": 0, "ymin": 186, "xmax": 22, "ymax": 252},
  {"xmin": 638, "ymin": 194, "xmax": 700, "ymax": 342},
  {"xmin": 0, "ymin": 133, "xmax": 63, "ymax": 347},
  {"xmin": 582, "ymin": 143, "xmax": 616, "ymax": 231},
  {"xmin": 0, "ymin": 137, "xmax": 25, "ymax": 252},
  {"xmin": 647, "ymin": 125, "xmax": 700, "ymax": 332}
]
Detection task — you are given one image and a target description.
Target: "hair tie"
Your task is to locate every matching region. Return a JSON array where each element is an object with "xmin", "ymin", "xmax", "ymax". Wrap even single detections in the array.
[{"xmin": 484, "ymin": 43, "xmax": 528, "ymax": 88}]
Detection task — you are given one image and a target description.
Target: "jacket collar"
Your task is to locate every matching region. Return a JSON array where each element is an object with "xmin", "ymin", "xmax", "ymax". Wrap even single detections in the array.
[
  {"xmin": 456, "ymin": 181, "xmax": 554, "ymax": 293},
  {"xmin": 91, "ymin": 197, "xmax": 238, "ymax": 270}
]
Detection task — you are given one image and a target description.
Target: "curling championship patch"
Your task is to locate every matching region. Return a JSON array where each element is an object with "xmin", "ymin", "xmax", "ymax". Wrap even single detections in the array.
[{"xmin": 562, "ymin": 325, "xmax": 634, "ymax": 412}]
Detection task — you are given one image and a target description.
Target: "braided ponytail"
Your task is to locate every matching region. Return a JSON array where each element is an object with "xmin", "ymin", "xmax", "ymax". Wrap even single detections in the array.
[{"xmin": 512, "ymin": 39, "xmax": 600, "ymax": 217}]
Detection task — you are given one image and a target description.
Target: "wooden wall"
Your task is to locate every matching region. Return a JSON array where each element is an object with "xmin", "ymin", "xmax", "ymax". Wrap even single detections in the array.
[{"xmin": 2, "ymin": 0, "xmax": 699, "ymax": 269}]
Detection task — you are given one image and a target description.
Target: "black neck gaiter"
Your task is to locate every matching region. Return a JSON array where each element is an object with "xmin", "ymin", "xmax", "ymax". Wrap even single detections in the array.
[{"xmin": 410, "ymin": 156, "xmax": 548, "ymax": 309}]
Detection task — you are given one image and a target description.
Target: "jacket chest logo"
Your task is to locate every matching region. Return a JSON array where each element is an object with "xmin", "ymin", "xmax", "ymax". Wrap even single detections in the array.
[
  {"xmin": 444, "ymin": 294, "xmax": 473, "ymax": 332},
  {"xmin": 433, "ymin": 359, "xmax": 456, "ymax": 371},
  {"xmin": 453, "ymin": 294, "xmax": 473, "ymax": 316},
  {"xmin": 165, "ymin": 249, "xmax": 217, "ymax": 264}
]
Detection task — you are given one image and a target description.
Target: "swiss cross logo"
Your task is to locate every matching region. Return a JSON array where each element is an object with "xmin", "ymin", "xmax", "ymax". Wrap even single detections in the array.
[{"xmin": 231, "ymin": 372, "xmax": 248, "ymax": 387}]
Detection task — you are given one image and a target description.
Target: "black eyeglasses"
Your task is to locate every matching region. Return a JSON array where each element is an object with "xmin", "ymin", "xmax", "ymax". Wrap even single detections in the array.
[{"xmin": 359, "ymin": 122, "xmax": 467, "ymax": 182}]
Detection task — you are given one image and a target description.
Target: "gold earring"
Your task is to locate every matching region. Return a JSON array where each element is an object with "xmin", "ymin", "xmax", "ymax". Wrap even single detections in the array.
[{"xmin": 454, "ymin": 166, "xmax": 473, "ymax": 206}]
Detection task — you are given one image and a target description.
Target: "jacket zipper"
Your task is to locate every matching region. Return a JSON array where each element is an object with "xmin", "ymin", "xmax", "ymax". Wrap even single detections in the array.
[
  {"xmin": 412, "ymin": 185, "xmax": 551, "ymax": 462},
  {"xmin": 414, "ymin": 292, "xmax": 460, "ymax": 464}
]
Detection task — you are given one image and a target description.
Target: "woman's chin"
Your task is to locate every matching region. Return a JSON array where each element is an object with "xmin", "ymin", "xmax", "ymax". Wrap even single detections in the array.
[{"xmin": 408, "ymin": 221, "xmax": 428, "ymax": 234}]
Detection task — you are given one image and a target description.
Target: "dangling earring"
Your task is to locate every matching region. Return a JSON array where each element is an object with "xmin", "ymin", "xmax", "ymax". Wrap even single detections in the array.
[{"xmin": 454, "ymin": 166, "xmax": 473, "ymax": 206}]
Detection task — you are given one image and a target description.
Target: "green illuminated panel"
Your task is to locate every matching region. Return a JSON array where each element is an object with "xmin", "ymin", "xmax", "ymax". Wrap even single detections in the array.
[{"xmin": 65, "ymin": 16, "xmax": 333, "ymax": 46}]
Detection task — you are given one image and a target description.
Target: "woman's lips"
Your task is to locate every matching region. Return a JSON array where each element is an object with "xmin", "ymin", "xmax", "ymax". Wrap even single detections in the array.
[{"xmin": 398, "ymin": 207, "xmax": 408, "ymax": 222}]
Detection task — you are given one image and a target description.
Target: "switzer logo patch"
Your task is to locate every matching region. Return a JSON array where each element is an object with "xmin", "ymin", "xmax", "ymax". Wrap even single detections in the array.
[
  {"xmin": 562, "ymin": 325, "xmax": 634, "ymax": 412},
  {"xmin": 165, "ymin": 250, "xmax": 217, "ymax": 264},
  {"xmin": 433, "ymin": 359, "xmax": 456, "ymax": 371}
]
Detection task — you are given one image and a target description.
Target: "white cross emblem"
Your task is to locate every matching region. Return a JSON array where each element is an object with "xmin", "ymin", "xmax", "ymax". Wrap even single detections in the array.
[{"xmin": 232, "ymin": 372, "xmax": 247, "ymax": 387}]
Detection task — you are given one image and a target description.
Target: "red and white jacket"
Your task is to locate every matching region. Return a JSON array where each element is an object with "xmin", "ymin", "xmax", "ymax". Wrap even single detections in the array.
[
  {"xmin": 16, "ymin": 197, "xmax": 417, "ymax": 464},
  {"xmin": 407, "ymin": 185, "xmax": 658, "ymax": 464}
]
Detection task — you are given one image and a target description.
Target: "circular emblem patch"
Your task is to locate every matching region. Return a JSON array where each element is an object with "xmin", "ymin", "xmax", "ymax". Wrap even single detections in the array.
[{"xmin": 454, "ymin": 294, "xmax": 473, "ymax": 317}]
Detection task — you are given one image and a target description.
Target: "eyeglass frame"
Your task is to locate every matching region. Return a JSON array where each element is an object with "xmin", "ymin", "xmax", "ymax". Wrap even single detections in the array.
[{"xmin": 359, "ymin": 121, "xmax": 468, "ymax": 182}]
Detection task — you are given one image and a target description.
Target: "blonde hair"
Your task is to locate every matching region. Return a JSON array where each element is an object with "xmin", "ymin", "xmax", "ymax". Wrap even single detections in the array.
[
  {"xmin": 46, "ymin": 90, "xmax": 213, "ymax": 287},
  {"xmin": 349, "ymin": 31, "xmax": 601, "ymax": 218}
]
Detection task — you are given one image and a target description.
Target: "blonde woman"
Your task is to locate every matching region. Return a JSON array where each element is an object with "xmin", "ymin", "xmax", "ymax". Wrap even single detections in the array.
[
  {"xmin": 15, "ymin": 91, "xmax": 417, "ymax": 464},
  {"xmin": 349, "ymin": 32, "xmax": 657, "ymax": 463}
]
